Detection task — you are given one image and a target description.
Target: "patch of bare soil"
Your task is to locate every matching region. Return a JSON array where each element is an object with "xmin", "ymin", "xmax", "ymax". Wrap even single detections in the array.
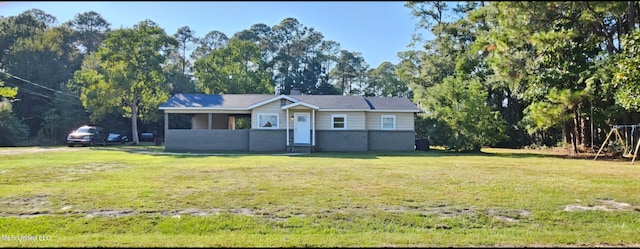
[
  {"xmin": 0, "ymin": 205, "xmax": 302, "ymax": 221},
  {"xmin": 0, "ymin": 194, "xmax": 52, "ymax": 217},
  {"xmin": 0, "ymin": 147, "xmax": 77, "ymax": 155},
  {"xmin": 382, "ymin": 206, "xmax": 531, "ymax": 223},
  {"xmin": 564, "ymin": 199, "xmax": 638, "ymax": 212},
  {"xmin": 516, "ymin": 145, "xmax": 637, "ymax": 161},
  {"xmin": 480, "ymin": 243, "xmax": 640, "ymax": 248},
  {"xmin": 0, "ymin": 202, "xmax": 530, "ymax": 223}
]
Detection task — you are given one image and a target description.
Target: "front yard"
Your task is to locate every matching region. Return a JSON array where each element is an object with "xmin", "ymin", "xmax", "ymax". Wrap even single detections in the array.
[{"xmin": 0, "ymin": 146, "xmax": 639, "ymax": 247}]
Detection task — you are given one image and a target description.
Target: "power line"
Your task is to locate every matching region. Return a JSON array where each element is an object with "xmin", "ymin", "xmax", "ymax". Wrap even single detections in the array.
[
  {"xmin": 3, "ymin": 81, "xmax": 55, "ymax": 101},
  {"xmin": 2, "ymin": 81, "xmax": 80, "ymax": 106},
  {"xmin": 1, "ymin": 71, "xmax": 80, "ymax": 100}
]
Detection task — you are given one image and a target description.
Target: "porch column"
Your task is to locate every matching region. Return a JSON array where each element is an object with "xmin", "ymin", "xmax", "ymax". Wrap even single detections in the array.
[
  {"xmin": 164, "ymin": 112, "xmax": 168, "ymax": 133},
  {"xmin": 286, "ymin": 108, "xmax": 290, "ymax": 146},
  {"xmin": 208, "ymin": 113, "xmax": 212, "ymax": 130},
  {"xmin": 312, "ymin": 109, "xmax": 315, "ymax": 146}
]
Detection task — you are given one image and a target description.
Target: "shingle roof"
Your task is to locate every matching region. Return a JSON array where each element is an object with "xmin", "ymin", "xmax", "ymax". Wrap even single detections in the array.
[
  {"xmin": 364, "ymin": 96, "xmax": 421, "ymax": 111},
  {"xmin": 290, "ymin": 95, "xmax": 371, "ymax": 109},
  {"xmin": 159, "ymin": 94, "xmax": 274, "ymax": 108},
  {"xmin": 160, "ymin": 94, "xmax": 420, "ymax": 112}
]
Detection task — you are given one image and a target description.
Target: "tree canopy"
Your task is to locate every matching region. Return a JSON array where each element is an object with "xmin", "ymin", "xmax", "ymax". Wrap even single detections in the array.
[
  {"xmin": 72, "ymin": 20, "xmax": 178, "ymax": 144},
  {"xmin": 3, "ymin": 3, "xmax": 640, "ymax": 152}
]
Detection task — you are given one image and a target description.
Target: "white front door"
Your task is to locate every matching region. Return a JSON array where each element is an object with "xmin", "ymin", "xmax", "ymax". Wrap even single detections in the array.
[{"xmin": 294, "ymin": 113, "xmax": 310, "ymax": 144}]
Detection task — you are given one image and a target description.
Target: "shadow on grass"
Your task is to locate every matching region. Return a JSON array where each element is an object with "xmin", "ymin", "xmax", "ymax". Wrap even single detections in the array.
[
  {"xmin": 86, "ymin": 144, "xmax": 601, "ymax": 161},
  {"xmin": 90, "ymin": 145, "xmax": 252, "ymax": 159}
]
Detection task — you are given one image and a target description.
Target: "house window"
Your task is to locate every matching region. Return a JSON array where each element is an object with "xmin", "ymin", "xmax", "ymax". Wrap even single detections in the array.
[
  {"xmin": 381, "ymin": 115, "xmax": 396, "ymax": 130},
  {"xmin": 258, "ymin": 113, "xmax": 279, "ymax": 129},
  {"xmin": 331, "ymin": 114, "xmax": 347, "ymax": 130}
]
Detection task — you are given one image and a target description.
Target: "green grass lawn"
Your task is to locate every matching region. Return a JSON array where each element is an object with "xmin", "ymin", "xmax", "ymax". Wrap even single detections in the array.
[{"xmin": 0, "ymin": 145, "xmax": 639, "ymax": 247}]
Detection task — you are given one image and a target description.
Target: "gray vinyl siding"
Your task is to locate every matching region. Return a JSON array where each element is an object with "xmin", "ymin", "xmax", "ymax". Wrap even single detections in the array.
[
  {"xmin": 365, "ymin": 112, "xmax": 415, "ymax": 130},
  {"xmin": 315, "ymin": 111, "xmax": 365, "ymax": 130}
]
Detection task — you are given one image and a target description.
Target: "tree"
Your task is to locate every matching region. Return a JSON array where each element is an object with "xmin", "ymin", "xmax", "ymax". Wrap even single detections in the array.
[
  {"xmin": 422, "ymin": 75, "xmax": 506, "ymax": 152},
  {"xmin": 73, "ymin": 20, "xmax": 178, "ymax": 145},
  {"xmin": 4, "ymin": 25, "xmax": 82, "ymax": 138},
  {"xmin": 463, "ymin": 1, "xmax": 634, "ymax": 149},
  {"xmin": 520, "ymin": 88, "xmax": 590, "ymax": 153},
  {"xmin": 364, "ymin": 62, "xmax": 410, "ymax": 97},
  {"xmin": 193, "ymin": 38, "xmax": 273, "ymax": 94},
  {"xmin": 0, "ymin": 99, "xmax": 28, "ymax": 146},
  {"xmin": 0, "ymin": 78, "xmax": 17, "ymax": 98},
  {"xmin": 0, "ymin": 9, "xmax": 56, "ymax": 66},
  {"xmin": 191, "ymin": 30, "xmax": 228, "ymax": 60},
  {"xmin": 611, "ymin": 29, "xmax": 640, "ymax": 112},
  {"xmin": 166, "ymin": 26, "xmax": 197, "ymax": 95},
  {"xmin": 329, "ymin": 50, "xmax": 368, "ymax": 95},
  {"xmin": 64, "ymin": 11, "xmax": 110, "ymax": 54},
  {"xmin": 0, "ymin": 76, "xmax": 27, "ymax": 146},
  {"xmin": 267, "ymin": 18, "xmax": 346, "ymax": 95},
  {"xmin": 39, "ymin": 84, "xmax": 89, "ymax": 144},
  {"xmin": 173, "ymin": 26, "xmax": 195, "ymax": 75}
]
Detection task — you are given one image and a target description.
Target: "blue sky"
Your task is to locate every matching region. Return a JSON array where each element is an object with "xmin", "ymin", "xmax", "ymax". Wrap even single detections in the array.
[{"xmin": 0, "ymin": 1, "xmax": 428, "ymax": 68}]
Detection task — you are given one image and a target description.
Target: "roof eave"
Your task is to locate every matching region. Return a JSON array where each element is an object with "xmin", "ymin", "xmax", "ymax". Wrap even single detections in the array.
[
  {"xmin": 281, "ymin": 102, "xmax": 320, "ymax": 110},
  {"xmin": 159, "ymin": 107, "xmax": 250, "ymax": 111},
  {"xmin": 367, "ymin": 109, "xmax": 422, "ymax": 113},
  {"xmin": 247, "ymin": 95, "xmax": 299, "ymax": 109}
]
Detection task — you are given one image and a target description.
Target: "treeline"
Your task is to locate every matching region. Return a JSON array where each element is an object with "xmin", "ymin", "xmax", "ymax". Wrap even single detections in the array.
[
  {"xmin": 2, "ymin": 2, "xmax": 640, "ymax": 152},
  {"xmin": 406, "ymin": 1, "xmax": 640, "ymax": 152},
  {"xmin": 0, "ymin": 9, "xmax": 408, "ymax": 145}
]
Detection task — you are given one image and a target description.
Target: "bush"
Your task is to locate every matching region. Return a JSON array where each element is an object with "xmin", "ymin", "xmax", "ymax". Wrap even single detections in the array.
[
  {"xmin": 0, "ymin": 100, "xmax": 29, "ymax": 146},
  {"xmin": 417, "ymin": 76, "xmax": 507, "ymax": 152}
]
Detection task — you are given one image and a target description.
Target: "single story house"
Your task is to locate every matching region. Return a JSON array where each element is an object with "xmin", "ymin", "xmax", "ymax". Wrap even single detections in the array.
[{"xmin": 159, "ymin": 93, "xmax": 421, "ymax": 152}]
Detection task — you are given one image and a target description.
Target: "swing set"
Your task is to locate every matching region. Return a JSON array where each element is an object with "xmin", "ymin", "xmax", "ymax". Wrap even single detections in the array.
[{"xmin": 594, "ymin": 124, "xmax": 640, "ymax": 164}]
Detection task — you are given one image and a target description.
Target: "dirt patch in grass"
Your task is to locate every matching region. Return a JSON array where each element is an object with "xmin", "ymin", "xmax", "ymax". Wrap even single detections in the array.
[
  {"xmin": 86, "ymin": 209, "xmax": 136, "ymax": 218},
  {"xmin": 486, "ymin": 209, "xmax": 532, "ymax": 223},
  {"xmin": 0, "ymin": 147, "xmax": 77, "ymax": 155},
  {"xmin": 0, "ymin": 203, "xmax": 529, "ymax": 222},
  {"xmin": 564, "ymin": 199, "xmax": 638, "ymax": 212},
  {"xmin": 45, "ymin": 163, "xmax": 128, "ymax": 182},
  {"xmin": 383, "ymin": 206, "xmax": 532, "ymax": 223},
  {"xmin": 0, "ymin": 194, "xmax": 52, "ymax": 217},
  {"xmin": 66, "ymin": 162, "xmax": 127, "ymax": 173},
  {"xmin": 528, "ymin": 146, "xmax": 639, "ymax": 162}
]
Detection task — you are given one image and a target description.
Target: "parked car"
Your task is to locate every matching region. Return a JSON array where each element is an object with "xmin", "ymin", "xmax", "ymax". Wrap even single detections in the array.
[
  {"xmin": 67, "ymin": 125, "xmax": 107, "ymax": 147},
  {"xmin": 106, "ymin": 133, "xmax": 128, "ymax": 144}
]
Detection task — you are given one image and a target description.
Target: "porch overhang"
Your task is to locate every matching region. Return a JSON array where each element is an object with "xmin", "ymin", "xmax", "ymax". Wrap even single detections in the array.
[
  {"xmin": 282, "ymin": 102, "xmax": 317, "ymax": 148},
  {"xmin": 281, "ymin": 102, "xmax": 320, "ymax": 110},
  {"xmin": 159, "ymin": 107, "xmax": 252, "ymax": 114}
]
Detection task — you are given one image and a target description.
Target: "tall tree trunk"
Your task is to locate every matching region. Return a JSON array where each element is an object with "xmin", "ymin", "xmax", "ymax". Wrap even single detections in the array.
[
  {"xmin": 131, "ymin": 102, "xmax": 139, "ymax": 145},
  {"xmin": 571, "ymin": 126, "xmax": 579, "ymax": 154},
  {"xmin": 563, "ymin": 121, "xmax": 572, "ymax": 145},
  {"xmin": 567, "ymin": 110, "xmax": 578, "ymax": 154},
  {"xmin": 574, "ymin": 109, "xmax": 582, "ymax": 148},
  {"xmin": 581, "ymin": 115, "xmax": 591, "ymax": 148},
  {"xmin": 629, "ymin": 1, "xmax": 636, "ymax": 33},
  {"xmin": 182, "ymin": 46, "xmax": 187, "ymax": 75}
]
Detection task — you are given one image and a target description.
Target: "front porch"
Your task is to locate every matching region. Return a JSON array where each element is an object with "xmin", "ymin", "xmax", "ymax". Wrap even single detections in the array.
[
  {"xmin": 283, "ymin": 102, "xmax": 319, "ymax": 152},
  {"xmin": 163, "ymin": 107, "xmax": 318, "ymax": 152}
]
